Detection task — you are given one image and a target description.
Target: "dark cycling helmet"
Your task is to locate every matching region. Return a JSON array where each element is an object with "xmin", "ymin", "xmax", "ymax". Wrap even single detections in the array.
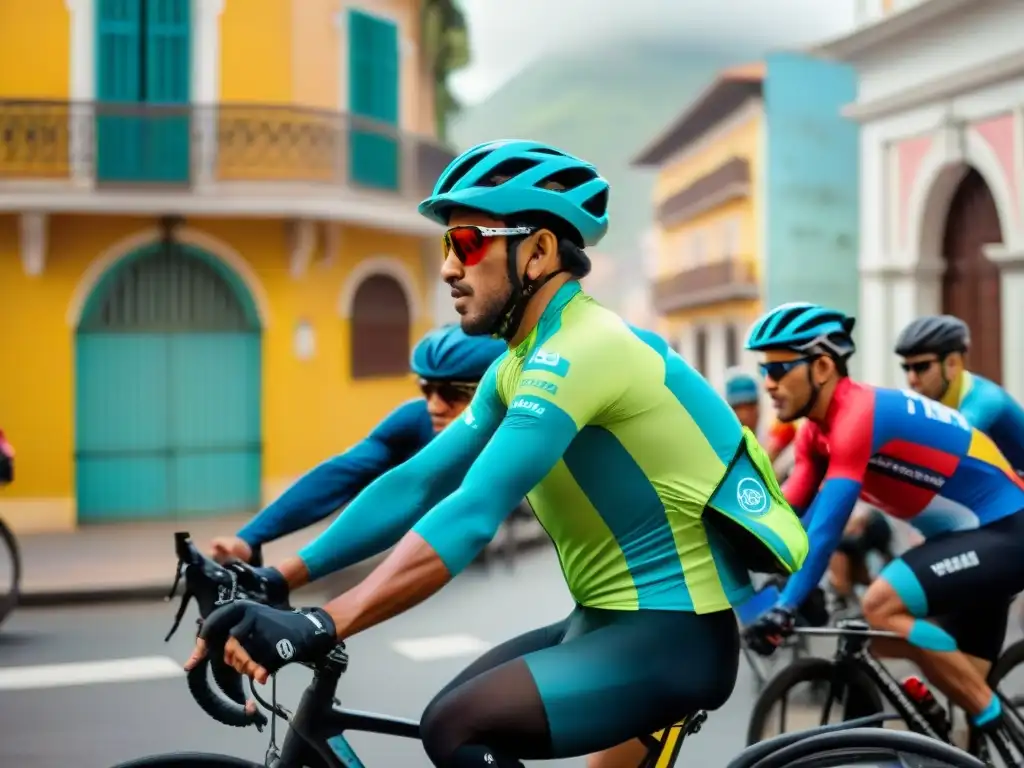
[
  {"xmin": 894, "ymin": 315, "xmax": 970, "ymax": 357},
  {"xmin": 417, "ymin": 139, "xmax": 610, "ymax": 247},
  {"xmin": 745, "ymin": 302, "xmax": 856, "ymax": 359},
  {"xmin": 410, "ymin": 324, "xmax": 506, "ymax": 382},
  {"xmin": 724, "ymin": 367, "xmax": 760, "ymax": 406}
]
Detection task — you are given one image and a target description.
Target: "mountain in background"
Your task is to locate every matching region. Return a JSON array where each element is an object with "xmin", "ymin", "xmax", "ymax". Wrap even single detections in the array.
[{"xmin": 449, "ymin": 38, "xmax": 759, "ymax": 316}]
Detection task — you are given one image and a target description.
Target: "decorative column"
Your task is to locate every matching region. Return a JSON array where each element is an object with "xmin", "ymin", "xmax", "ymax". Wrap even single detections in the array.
[{"xmin": 984, "ymin": 245, "xmax": 1024, "ymax": 402}]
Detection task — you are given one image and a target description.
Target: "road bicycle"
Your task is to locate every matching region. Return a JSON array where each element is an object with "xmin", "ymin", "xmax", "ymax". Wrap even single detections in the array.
[
  {"xmin": 0, "ymin": 434, "xmax": 22, "ymax": 629},
  {"xmin": 108, "ymin": 532, "xmax": 987, "ymax": 768},
  {"xmin": 746, "ymin": 618, "xmax": 1024, "ymax": 765}
]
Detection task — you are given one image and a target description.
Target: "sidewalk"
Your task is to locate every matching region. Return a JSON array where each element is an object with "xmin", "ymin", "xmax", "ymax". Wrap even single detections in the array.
[{"xmin": 16, "ymin": 513, "xmax": 549, "ymax": 607}]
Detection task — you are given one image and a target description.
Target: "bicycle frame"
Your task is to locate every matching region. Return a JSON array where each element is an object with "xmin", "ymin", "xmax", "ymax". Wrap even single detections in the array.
[
  {"xmin": 796, "ymin": 620, "xmax": 947, "ymax": 739},
  {"xmin": 255, "ymin": 651, "xmax": 704, "ymax": 768}
]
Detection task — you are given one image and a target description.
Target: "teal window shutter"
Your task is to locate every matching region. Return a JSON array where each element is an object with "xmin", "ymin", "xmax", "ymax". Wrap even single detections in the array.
[
  {"xmin": 96, "ymin": 0, "xmax": 143, "ymax": 181},
  {"xmin": 143, "ymin": 0, "xmax": 191, "ymax": 182},
  {"xmin": 348, "ymin": 10, "xmax": 399, "ymax": 190}
]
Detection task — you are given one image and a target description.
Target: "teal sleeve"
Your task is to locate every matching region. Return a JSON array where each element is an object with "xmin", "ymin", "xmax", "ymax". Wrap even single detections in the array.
[
  {"xmin": 414, "ymin": 395, "xmax": 580, "ymax": 575},
  {"xmin": 298, "ymin": 368, "xmax": 506, "ymax": 580}
]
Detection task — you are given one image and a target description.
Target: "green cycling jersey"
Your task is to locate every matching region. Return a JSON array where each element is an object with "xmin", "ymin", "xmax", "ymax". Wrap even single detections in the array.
[{"xmin": 298, "ymin": 281, "xmax": 808, "ymax": 612}]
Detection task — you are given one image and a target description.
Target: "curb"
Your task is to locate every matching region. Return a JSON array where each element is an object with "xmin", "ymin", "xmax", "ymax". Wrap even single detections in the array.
[{"xmin": 19, "ymin": 523, "xmax": 551, "ymax": 609}]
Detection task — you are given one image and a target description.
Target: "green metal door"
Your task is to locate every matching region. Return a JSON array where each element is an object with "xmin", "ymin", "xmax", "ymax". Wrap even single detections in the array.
[
  {"xmin": 75, "ymin": 243, "xmax": 262, "ymax": 522},
  {"xmin": 96, "ymin": 0, "xmax": 191, "ymax": 184},
  {"xmin": 349, "ymin": 9, "xmax": 400, "ymax": 191}
]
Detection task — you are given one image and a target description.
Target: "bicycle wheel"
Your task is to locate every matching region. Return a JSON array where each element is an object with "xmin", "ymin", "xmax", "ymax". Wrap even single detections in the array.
[
  {"xmin": 108, "ymin": 753, "xmax": 263, "ymax": 768},
  {"xmin": 0, "ymin": 517, "xmax": 22, "ymax": 629},
  {"xmin": 746, "ymin": 657, "xmax": 884, "ymax": 745},
  {"xmin": 738, "ymin": 727, "xmax": 986, "ymax": 768}
]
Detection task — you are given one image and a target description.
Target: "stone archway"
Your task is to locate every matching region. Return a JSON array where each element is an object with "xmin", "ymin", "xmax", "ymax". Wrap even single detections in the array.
[{"xmin": 940, "ymin": 167, "xmax": 1004, "ymax": 383}]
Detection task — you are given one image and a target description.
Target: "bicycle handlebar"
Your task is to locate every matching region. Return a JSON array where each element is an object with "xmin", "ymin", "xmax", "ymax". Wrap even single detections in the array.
[{"xmin": 165, "ymin": 531, "xmax": 288, "ymax": 731}]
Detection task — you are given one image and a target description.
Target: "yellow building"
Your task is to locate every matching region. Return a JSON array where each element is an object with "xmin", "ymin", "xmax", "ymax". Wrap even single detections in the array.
[
  {"xmin": 632, "ymin": 63, "xmax": 765, "ymax": 393},
  {"xmin": 0, "ymin": 0, "xmax": 457, "ymax": 533}
]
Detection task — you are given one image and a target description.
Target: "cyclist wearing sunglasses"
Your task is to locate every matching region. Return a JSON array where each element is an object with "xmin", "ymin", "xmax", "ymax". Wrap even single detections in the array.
[
  {"xmin": 743, "ymin": 301, "xmax": 1024, "ymax": 747},
  {"xmin": 207, "ymin": 324, "xmax": 506, "ymax": 564},
  {"xmin": 896, "ymin": 314, "xmax": 1024, "ymax": 472},
  {"xmin": 188, "ymin": 140, "xmax": 810, "ymax": 768}
]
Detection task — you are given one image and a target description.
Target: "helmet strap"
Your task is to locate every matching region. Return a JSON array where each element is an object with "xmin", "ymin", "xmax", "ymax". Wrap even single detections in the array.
[{"xmin": 489, "ymin": 236, "xmax": 568, "ymax": 341}]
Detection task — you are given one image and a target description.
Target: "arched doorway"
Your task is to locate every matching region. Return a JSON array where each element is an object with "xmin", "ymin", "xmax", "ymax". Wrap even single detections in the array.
[
  {"xmin": 941, "ymin": 167, "xmax": 1003, "ymax": 383},
  {"xmin": 75, "ymin": 241, "xmax": 262, "ymax": 522},
  {"xmin": 350, "ymin": 274, "xmax": 411, "ymax": 378}
]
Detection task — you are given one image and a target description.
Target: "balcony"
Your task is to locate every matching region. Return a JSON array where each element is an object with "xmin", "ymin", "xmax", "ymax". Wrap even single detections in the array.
[
  {"xmin": 0, "ymin": 100, "xmax": 456, "ymax": 234},
  {"xmin": 657, "ymin": 157, "xmax": 750, "ymax": 228},
  {"xmin": 652, "ymin": 258, "xmax": 759, "ymax": 314}
]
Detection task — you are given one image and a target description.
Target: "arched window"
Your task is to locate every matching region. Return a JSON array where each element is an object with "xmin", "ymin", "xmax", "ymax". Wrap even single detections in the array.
[{"xmin": 350, "ymin": 274, "xmax": 411, "ymax": 378}]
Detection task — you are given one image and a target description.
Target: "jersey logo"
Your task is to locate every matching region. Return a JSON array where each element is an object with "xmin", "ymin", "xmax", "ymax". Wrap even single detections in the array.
[
  {"xmin": 868, "ymin": 454, "xmax": 945, "ymax": 491},
  {"xmin": 929, "ymin": 550, "xmax": 979, "ymax": 577},
  {"xmin": 520, "ymin": 377, "xmax": 559, "ymax": 395},
  {"xmin": 736, "ymin": 477, "xmax": 769, "ymax": 516},
  {"xmin": 524, "ymin": 348, "xmax": 570, "ymax": 378},
  {"xmin": 901, "ymin": 389, "xmax": 970, "ymax": 431},
  {"xmin": 510, "ymin": 396, "xmax": 546, "ymax": 416}
]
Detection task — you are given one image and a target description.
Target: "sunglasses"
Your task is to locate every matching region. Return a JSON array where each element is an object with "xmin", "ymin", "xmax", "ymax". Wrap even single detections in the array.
[
  {"xmin": 900, "ymin": 358, "xmax": 940, "ymax": 375},
  {"xmin": 443, "ymin": 225, "xmax": 535, "ymax": 267},
  {"xmin": 418, "ymin": 378, "xmax": 478, "ymax": 404},
  {"xmin": 759, "ymin": 357, "xmax": 815, "ymax": 382}
]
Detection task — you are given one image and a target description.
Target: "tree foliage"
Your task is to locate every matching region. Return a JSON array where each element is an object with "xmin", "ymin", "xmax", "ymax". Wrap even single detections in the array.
[{"xmin": 420, "ymin": 0, "xmax": 470, "ymax": 140}]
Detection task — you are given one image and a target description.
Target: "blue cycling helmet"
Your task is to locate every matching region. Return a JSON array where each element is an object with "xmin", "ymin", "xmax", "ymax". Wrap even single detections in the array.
[
  {"xmin": 410, "ymin": 324, "xmax": 506, "ymax": 382},
  {"xmin": 724, "ymin": 368, "xmax": 760, "ymax": 406},
  {"xmin": 745, "ymin": 302, "xmax": 857, "ymax": 359},
  {"xmin": 417, "ymin": 140, "xmax": 610, "ymax": 247}
]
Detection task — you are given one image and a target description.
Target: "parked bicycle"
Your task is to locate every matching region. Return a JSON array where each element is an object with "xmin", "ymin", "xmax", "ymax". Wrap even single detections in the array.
[
  {"xmin": 105, "ymin": 532, "xmax": 987, "ymax": 768},
  {"xmin": 0, "ymin": 429, "xmax": 22, "ymax": 629},
  {"xmin": 745, "ymin": 618, "xmax": 1024, "ymax": 765}
]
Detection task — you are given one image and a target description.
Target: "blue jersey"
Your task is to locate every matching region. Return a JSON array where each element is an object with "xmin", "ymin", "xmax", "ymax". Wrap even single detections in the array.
[
  {"xmin": 237, "ymin": 399, "xmax": 434, "ymax": 546},
  {"xmin": 942, "ymin": 371, "xmax": 1024, "ymax": 472}
]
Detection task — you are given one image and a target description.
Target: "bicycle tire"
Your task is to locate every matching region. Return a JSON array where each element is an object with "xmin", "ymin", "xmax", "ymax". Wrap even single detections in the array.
[
  {"xmin": 746, "ymin": 657, "xmax": 884, "ymax": 746},
  {"xmin": 0, "ymin": 517, "xmax": 22, "ymax": 629},
  {"xmin": 741, "ymin": 727, "xmax": 986, "ymax": 768},
  {"xmin": 108, "ymin": 753, "xmax": 264, "ymax": 768}
]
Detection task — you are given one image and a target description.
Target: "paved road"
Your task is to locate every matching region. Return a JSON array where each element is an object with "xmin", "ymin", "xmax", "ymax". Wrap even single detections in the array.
[{"xmin": 4, "ymin": 545, "xmax": 1021, "ymax": 767}]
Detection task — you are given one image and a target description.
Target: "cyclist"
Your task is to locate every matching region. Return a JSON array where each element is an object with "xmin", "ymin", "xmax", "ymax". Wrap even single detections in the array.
[
  {"xmin": 724, "ymin": 367, "xmax": 761, "ymax": 432},
  {"xmin": 742, "ymin": 301, "xmax": 1024, "ymax": 748},
  {"xmin": 186, "ymin": 139, "xmax": 809, "ymax": 768},
  {"xmin": 206, "ymin": 324, "xmax": 506, "ymax": 565},
  {"xmin": 895, "ymin": 314, "xmax": 1024, "ymax": 471},
  {"xmin": 0, "ymin": 429, "xmax": 12, "ymax": 485}
]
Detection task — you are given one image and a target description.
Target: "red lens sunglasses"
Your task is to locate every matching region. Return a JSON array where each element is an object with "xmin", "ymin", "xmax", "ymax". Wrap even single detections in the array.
[{"xmin": 443, "ymin": 225, "xmax": 534, "ymax": 267}]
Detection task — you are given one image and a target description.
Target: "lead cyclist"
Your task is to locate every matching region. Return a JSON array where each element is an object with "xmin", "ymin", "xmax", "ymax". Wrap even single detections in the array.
[{"xmin": 186, "ymin": 140, "xmax": 809, "ymax": 768}]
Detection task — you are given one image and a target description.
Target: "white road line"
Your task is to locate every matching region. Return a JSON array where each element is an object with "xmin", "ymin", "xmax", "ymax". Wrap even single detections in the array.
[
  {"xmin": 0, "ymin": 655, "xmax": 184, "ymax": 691},
  {"xmin": 391, "ymin": 634, "xmax": 492, "ymax": 661}
]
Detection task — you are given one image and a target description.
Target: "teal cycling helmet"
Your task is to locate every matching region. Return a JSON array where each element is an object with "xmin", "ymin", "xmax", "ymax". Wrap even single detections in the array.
[
  {"xmin": 418, "ymin": 139, "xmax": 610, "ymax": 247},
  {"xmin": 746, "ymin": 302, "xmax": 857, "ymax": 360},
  {"xmin": 411, "ymin": 324, "xmax": 506, "ymax": 382},
  {"xmin": 724, "ymin": 368, "xmax": 760, "ymax": 406}
]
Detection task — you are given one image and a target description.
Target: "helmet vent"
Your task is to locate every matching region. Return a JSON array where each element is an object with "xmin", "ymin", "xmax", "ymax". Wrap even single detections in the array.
[
  {"xmin": 482, "ymin": 158, "xmax": 541, "ymax": 185},
  {"xmin": 437, "ymin": 152, "xmax": 490, "ymax": 194},
  {"xmin": 582, "ymin": 189, "xmax": 608, "ymax": 217},
  {"xmin": 535, "ymin": 166, "xmax": 594, "ymax": 193}
]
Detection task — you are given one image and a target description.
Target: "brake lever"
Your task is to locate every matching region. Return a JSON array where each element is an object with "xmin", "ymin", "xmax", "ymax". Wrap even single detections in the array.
[{"xmin": 165, "ymin": 587, "xmax": 193, "ymax": 642}]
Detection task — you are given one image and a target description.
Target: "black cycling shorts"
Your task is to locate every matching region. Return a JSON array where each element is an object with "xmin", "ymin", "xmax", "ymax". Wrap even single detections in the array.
[
  {"xmin": 419, "ymin": 604, "xmax": 739, "ymax": 767},
  {"xmin": 882, "ymin": 511, "xmax": 1024, "ymax": 663}
]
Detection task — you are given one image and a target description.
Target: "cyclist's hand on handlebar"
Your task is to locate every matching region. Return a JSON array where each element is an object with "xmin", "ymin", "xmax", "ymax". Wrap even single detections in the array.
[
  {"xmin": 210, "ymin": 536, "xmax": 253, "ymax": 564},
  {"xmin": 744, "ymin": 605, "xmax": 796, "ymax": 657},
  {"xmin": 184, "ymin": 600, "xmax": 337, "ymax": 685}
]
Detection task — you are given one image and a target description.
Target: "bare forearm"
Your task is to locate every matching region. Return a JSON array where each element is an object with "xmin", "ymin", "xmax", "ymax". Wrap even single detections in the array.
[{"xmin": 322, "ymin": 533, "xmax": 451, "ymax": 639}]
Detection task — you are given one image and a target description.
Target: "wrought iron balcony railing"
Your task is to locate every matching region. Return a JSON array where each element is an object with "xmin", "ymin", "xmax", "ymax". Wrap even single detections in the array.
[
  {"xmin": 652, "ymin": 258, "xmax": 760, "ymax": 314},
  {"xmin": 0, "ymin": 100, "xmax": 455, "ymax": 200}
]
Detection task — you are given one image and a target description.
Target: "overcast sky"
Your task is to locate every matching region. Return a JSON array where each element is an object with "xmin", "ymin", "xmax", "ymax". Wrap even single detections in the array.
[{"xmin": 450, "ymin": 0, "xmax": 860, "ymax": 105}]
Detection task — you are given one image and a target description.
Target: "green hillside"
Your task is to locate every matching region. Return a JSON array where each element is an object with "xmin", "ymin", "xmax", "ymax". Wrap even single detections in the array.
[{"xmin": 450, "ymin": 40, "xmax": 758, "ymax": 274}]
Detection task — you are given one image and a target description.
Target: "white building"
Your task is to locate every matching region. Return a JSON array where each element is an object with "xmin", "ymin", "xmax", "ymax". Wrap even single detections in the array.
[{"xmin": 816, "ymin": 0, "xmax": 1024, "ymax": 401}]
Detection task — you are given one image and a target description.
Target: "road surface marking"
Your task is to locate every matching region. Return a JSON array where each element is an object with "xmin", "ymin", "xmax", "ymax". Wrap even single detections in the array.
[
  {"xmin": 0, "ymin": 655, "xmax": 184, "ymax": 691},
  {"xmin": 391, "ymin": 634, "xmax": 492, "ymax": 661}
]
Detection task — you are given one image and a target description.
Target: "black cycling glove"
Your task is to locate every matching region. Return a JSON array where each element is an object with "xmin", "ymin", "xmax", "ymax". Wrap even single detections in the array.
[{"xmin": 200, "ymin": 600, "xmax": 338, "ymax": 675}]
